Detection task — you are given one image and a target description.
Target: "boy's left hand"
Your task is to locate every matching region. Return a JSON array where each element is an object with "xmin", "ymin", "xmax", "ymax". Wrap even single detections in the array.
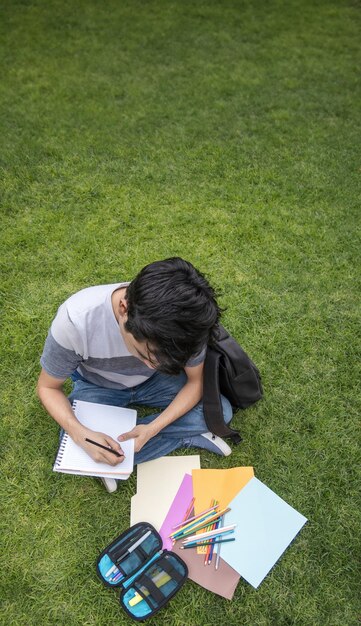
[{"xmin": 118, "ymin": 424, "xmax": 154, "ymax": 452}]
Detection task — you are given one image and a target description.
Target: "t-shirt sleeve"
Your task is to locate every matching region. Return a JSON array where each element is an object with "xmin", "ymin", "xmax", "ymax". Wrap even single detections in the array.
[
  {"xmin": 185, "ymin": 346, "xmax": 207, "ymax": 367},
  {"xmin": 40, "ymin": 330, "xmax": 83, "ymax": 378},
  {"xmin": 40, "ymin": 303, "xmax": 84, "ymax": 379}
]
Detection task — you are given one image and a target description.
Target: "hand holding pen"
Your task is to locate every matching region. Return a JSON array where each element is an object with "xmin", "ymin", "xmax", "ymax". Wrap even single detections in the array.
[{"xmin": 82, "ymin": 428, "xmax": 125, "ymax": 465}]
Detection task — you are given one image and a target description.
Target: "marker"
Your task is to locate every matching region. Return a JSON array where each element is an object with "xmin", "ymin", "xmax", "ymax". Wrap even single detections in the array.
[
  {"xmin": 110, "ymin": 571, "xmax": 124, "ymax": 583},
  {"xmin": 128, "ymin": 572, "xmax": 172, "ymax": 606},
  {"xmin": 105, "ymin": 563, "xmax": 119, "ymax": 578},
  {"xmin": 85, "ymin": 438, "xmax": 123, "ymax": 458}
]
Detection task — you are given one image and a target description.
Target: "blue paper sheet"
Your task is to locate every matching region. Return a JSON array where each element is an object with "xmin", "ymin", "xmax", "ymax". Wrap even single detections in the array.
[{"xmin": 220, "ymin": 477, "xmax": 307, "ymax": 588}]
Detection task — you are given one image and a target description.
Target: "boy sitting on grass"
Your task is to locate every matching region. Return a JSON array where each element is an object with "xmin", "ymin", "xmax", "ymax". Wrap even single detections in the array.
[{"xmin": 37, "ymin": 257, "xmax": 232, "ymax": 492}]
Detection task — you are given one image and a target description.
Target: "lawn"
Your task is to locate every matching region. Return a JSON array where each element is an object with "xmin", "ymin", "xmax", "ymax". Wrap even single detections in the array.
[{"xmin": 0, "ymin": 1, "xmax": 360, "ymax": 624}]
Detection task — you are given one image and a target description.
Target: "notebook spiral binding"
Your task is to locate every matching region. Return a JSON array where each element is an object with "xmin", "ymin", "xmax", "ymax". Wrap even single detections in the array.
[
  {"xmin": 54, "ymin": 399, "xmax": 77, "ymax": 467},
  {"xmin": 55, "ymin": 432, "xmax": 69, "ymax": 466}
]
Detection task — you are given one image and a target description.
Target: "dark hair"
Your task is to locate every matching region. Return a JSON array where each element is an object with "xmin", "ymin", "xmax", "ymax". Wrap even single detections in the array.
[{"xmin": 125, "ymin": 257, "xmax": 222, "ymax": 375}]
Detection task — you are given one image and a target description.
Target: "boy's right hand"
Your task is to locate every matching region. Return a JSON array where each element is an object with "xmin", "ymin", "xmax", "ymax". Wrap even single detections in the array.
[{"xmin": 75, "ymin": 427, "xmax": 125, "ymax": 466}]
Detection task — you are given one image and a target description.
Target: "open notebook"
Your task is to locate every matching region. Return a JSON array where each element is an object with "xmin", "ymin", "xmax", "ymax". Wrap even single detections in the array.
[{"xmin": 53, "ymin": 399, "xmax": 137, "ymax": 479}]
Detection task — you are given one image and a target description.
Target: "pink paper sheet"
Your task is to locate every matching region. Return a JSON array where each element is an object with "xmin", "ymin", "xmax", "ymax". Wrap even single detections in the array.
[
  {"xmin": 159, "ymin": 473, "xmax": 193, "ymax": 550},
  {"xmin": 159, "ymin": 472, "xmax": 240, "ymax": 599}
]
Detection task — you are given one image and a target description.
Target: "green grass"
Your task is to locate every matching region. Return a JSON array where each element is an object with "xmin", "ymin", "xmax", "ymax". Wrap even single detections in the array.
[{"xmin": 0, "ymin": 0, "xmax": 360, "ymax": 624}]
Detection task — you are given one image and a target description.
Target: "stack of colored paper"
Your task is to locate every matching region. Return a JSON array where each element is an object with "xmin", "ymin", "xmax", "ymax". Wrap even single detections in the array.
[{"xmin": 131, "ymin": 457, "xmax": 307, "ymax": 599}]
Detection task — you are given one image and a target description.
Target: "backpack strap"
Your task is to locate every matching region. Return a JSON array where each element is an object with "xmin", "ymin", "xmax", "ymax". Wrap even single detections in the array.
[{"xmin": 203, "ymin": 349, "xmax": 242, "ymax": 445}]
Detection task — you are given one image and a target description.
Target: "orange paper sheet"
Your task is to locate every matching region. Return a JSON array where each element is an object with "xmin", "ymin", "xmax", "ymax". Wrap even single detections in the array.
[
  {"xmin": 192, "ymin": 467, "xmax": 254, "ymax": 513},
  {"xmin": 192, "ymin": 467, "xmax": 254, "ymax": 552}
]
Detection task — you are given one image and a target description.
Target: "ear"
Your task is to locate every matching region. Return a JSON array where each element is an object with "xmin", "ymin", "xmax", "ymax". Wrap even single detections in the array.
[{"xmin": 118, "ymin": 296, "xmax": 128, "ymax": 319}]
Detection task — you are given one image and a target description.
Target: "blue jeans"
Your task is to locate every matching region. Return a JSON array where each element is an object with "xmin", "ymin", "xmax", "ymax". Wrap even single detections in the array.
[{"xmin": 68, "ymin": 370, "xmax": 233, "ymax": 464}]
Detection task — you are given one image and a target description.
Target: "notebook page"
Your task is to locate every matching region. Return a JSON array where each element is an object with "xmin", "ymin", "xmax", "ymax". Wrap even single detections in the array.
[{"xmin": 54, "ymin": 400, "xmax": 136, "ymax": 478}]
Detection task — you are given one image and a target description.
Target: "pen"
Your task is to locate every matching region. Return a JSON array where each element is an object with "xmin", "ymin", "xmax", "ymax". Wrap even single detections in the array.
[
  {"xmin": 115, "ymin": 530, "xmax": 152, "ymax": 563},
  {"xmin": 85, "ymin": 438, "xmax": 123, "ymax": 458},
  {"xmin": 109, "ymin": 528, "xmax": 147, "ymax": 559}
]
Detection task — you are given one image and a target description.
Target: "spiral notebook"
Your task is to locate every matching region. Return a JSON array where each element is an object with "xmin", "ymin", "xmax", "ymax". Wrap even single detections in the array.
[{"xmin": 53, "ymin": 399, "xmax": 137, "ymax": 479}]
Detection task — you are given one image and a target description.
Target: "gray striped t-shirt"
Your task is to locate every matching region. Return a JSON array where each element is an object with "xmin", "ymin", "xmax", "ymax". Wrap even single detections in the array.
[{"xmin": 40, "ymin": 283, "xmax": 206, "ymax": 389}]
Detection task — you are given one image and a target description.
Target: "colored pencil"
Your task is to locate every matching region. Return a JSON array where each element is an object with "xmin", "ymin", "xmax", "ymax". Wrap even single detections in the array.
[
  {"xmin": 170, "ymin": 509, "xmax": 220, "ymax": 539},
  {"xmin": 172, "ymin": 506, "xmax": 230, "ymax": 537},
  {"xmin": 182, "ymin": 497, "xmax": 195, "ymax": 522},
  {"xmin": 170, "ymin": 506, "xmax": 220, "ymax": 537},
  {"xmin": 207, "ymin": 511, "xmax": 220, "ymax": 564},
  {"xmin": 172, "ymin": 508, "xmax": 231, "ymax": 540},
  {"xmin": 182, "ymin": 527, "xmax": 235, "ymax": 544},
  {"xmin": 182, "ymin": 525, "xmax": 236, "ymax": 544},
  {"xmin": 171, "ymin": 504, "xmax": 219, "ymax": 530},
  {"xmin": 180, "ymin": 538, "xmax": 235, "ymax": 549},
  {"xmin": 215, "ymin": 515, "xmax": 224, "ymax": 570},
  {"xmin": 204, "ymin": 499, "xmax": 217, "ymax": 564},
  {"xmin": 203, "ymin": 499, "xmax": 214, "ymax": 562}
]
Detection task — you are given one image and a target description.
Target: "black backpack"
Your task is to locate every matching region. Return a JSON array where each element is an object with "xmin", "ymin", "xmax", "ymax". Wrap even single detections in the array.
[{"xmin": 203, "ymin": 325, "xmax": 263, "ymax": 444}]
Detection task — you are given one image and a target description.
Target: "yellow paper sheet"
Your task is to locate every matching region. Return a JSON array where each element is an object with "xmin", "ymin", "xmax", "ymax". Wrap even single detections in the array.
[
  {"xmin": 192, "ymin": 467, "xmax": 254, "ymax": 552},
  {"xmin": 130, "ymin": 455, "xmax": 200, "ymax": 530}
]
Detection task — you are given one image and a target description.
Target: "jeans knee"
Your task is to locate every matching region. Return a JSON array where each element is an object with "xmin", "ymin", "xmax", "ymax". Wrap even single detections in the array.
[{"xmin": 221, "ymin": 395, "xmax": 233, "ymax": 424}]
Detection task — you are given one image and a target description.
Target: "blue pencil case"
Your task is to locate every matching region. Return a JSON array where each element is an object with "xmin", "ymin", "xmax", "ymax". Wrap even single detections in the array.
[{"xmin": 96, "ymin": 522, "xmax": 188, "ymax": 621}]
